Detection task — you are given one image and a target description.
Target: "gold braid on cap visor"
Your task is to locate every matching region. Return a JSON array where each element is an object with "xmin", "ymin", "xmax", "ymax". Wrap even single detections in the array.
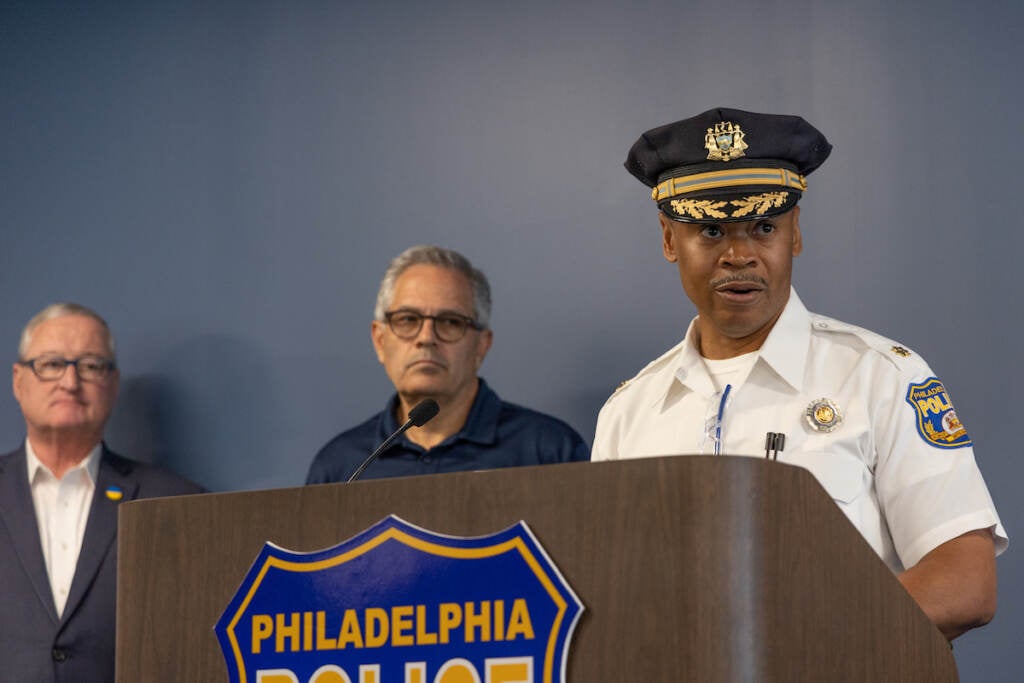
[{"xmin": 651, "ymin": 167, "xmax": 807, "ymax": 202}]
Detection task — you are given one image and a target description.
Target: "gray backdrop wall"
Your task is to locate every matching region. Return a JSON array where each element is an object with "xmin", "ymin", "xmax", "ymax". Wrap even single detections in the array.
[{"xmin": 2, "ymin": 0, "xmax": 1020, "ymax": 678}]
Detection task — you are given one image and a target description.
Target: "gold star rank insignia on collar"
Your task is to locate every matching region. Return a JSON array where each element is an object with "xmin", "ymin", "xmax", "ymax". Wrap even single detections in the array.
[{"xmin": 891, "ymin": 345, "xmax": 912, "ymax": 357}]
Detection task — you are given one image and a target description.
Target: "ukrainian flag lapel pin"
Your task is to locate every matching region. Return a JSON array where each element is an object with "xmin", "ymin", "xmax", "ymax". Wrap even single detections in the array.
[{"xmin": 105, "ymin": 485, "xmax": 124, "ymax": 502}]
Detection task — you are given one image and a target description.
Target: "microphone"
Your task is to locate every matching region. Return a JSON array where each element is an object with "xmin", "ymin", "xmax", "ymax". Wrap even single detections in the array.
[
  {"xmin": 347, "ymin": 398, "xmax": 440, "ymax": 483},
  {"xmin": 407, "ymin": 398, "xmax": 441, "ymax": 427}
]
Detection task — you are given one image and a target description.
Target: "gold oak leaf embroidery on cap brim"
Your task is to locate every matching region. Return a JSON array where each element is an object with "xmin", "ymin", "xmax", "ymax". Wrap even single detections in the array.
[
  {"xmin": 669, "ymin": 198, "xmax": 729, "ymax": 219},
  {"xmin": 729, "ymin": 192, "xmax": 790, "ymax": 218}
]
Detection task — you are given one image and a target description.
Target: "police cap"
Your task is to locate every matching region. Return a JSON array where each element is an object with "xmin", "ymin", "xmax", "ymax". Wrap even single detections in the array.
[{"xmin": 625, "ymin": 107, "xmax": 832, "ymax": 223}]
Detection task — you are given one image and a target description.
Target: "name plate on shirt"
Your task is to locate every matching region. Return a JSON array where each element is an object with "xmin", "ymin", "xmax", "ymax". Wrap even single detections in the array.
[{"xmin": 214, "ymin": 515, "xmax": 583, "ymax": 683}]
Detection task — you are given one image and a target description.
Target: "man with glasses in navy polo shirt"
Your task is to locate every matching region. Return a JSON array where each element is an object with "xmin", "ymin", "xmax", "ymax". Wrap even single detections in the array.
[{"xmin": 306, "ymin": 245, "xmax": 588, "ymax": 483}]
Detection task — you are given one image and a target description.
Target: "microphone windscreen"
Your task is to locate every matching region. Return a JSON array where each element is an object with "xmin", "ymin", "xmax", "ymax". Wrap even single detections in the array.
[{"xmin": 408, "ymin": 398, "xmax": 440, "ymax": 427}]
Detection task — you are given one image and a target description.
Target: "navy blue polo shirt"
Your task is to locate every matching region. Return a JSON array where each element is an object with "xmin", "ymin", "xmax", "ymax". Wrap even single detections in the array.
[{"xmin": 305, "ymin": 379, "xmax": 589, "ymax": 483}]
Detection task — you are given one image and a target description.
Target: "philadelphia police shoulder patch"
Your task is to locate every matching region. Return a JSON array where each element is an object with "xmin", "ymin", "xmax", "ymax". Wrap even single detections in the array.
[{"xmin": 905, "ymin": 377, "xmax": 972, "ymax": 449}]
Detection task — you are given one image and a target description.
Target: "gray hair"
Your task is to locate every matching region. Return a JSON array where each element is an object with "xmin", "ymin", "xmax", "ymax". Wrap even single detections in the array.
[
  {"xmin": 373, "ymin": 245, "xmax": 492, "ymax": 328},
  {"xmin": 18, "ymin": 303, "xmax": 117, "ymax": 361}
]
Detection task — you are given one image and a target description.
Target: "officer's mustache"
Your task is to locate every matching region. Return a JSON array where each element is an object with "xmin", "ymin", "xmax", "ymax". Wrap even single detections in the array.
[{"xmin": 710, "ymin": 274, "xmax": 768, "ymax": 289}]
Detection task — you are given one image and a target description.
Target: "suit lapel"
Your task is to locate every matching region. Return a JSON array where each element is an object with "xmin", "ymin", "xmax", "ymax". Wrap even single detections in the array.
[
  {"xmin": 61, "ymin": 447, "xmax": 139, "ymax": 624},
  {"xmin": 0, "ymin": 447, "xmax": 59, "ymax": 623}
]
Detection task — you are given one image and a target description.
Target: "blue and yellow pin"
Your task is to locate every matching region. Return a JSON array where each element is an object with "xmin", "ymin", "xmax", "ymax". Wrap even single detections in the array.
[{"xmin": 105, "ymin": 486, "xmax": 124, "ymax": 502}]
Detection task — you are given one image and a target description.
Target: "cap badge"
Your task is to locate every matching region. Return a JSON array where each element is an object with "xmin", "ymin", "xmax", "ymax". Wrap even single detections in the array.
[
  {"xmin": 705, "ymin": 121, "xmax": 748, "ymax": 161},
  {"xmin": 805, "ymin": 398, "xmax": 842, "ymax": 433}
]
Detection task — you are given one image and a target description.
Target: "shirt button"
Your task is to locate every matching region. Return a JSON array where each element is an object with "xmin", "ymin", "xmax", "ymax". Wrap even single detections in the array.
[
  {"xmin": 52, "ymin": 649, "xmax": 68, "ymax": 662},
  {"xmin": 422, "ymin": 455, "xmax": 433, "ymax": 464},
  {"xmin": 814, "ymin": 321, "xmax": 829, "ymax": 329}
]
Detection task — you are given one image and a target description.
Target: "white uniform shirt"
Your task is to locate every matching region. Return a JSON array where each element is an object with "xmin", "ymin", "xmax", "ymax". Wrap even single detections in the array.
[
  {"xmin": 26, "ymin": 440, "xmax": 100, "ymax": 617},
  {"xmin": 593, "ymin": 289, "xmax": 1007, "ymax": 573}
]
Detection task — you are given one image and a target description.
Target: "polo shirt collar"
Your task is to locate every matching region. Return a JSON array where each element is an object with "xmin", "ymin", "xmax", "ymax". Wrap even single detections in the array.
[{"xmin": 375, "ymin": 378, "xmax": 501, "ymax": 452}]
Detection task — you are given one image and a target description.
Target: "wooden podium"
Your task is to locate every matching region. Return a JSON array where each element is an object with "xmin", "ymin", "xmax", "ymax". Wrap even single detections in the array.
[{"xmin": 116, "ymin": 456, "xmax": 958, "ymax": 681}]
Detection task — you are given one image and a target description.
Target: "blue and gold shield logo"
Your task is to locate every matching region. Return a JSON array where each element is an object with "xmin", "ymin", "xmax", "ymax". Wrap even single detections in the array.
[
  {"xmin": 215, "ymin": 516, "xmax": 583, "ymax": 683},
  {"xmin": 905, "ymin": 377, "xmax": 972, "ymax": 449}
]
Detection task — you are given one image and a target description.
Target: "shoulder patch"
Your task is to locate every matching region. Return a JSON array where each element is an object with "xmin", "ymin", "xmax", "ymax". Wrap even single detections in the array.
[{"xmin": 905, "ymin": 377, "xmax": 972, "ymax": 449}]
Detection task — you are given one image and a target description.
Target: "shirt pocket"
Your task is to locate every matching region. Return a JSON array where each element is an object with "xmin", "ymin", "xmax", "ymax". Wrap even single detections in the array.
[{"xmin": 787, "ymin": 450, "xmax": 869, "ymax": 504}]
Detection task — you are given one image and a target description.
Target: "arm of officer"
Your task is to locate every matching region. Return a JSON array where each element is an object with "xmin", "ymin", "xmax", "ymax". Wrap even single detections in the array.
[{"xmin": 898, "ymin": 528, "xmax": 997, "ymax": 640}]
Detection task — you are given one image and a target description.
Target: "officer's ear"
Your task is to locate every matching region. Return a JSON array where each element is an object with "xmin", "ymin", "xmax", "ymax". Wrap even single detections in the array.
[
  {"xmin": 660, "ymin": 212, "xmax": 680, "ymax": 263},
  {"xmin": 790, "ymin": 205, "xmax": 803, "ymax": 257}
]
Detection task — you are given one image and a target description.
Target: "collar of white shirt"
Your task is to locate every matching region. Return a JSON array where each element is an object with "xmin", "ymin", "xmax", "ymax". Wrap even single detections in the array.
[
  {"xmin": 25, "ymin": 439, "xmax": 102, "ymax": 484},
  {"xmin": 669, "ymin": 287, "xmax": 812, "ymax": 401}
]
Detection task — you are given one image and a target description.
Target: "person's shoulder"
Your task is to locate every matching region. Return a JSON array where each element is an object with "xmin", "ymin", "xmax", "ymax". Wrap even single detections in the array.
[
  {"xmin": 102, "ymin": 449, "xmax": 205, "ymax": 496},
  {"xmin": 0, "ymin": 446, "xmax": 25, "ymax": 478},
  {"xmin": 497, "ymin": 399, "xmax": 583, "ymax": 439},
  {"xmin": 307, "ymin": 412, "xmax": 385, "ymax": 483},
  {"xmin": 807, "ymin": 311, "xmax": 931, "ymax": 374},
  {"xmin": 315, "ymin": 412, "xmax": 382, "ymax": 457},
  {"xmin": 492, "ymin": 398, "xmax": 589, "ymax": 462},
  {"xmin": 601, "ymin": 339, "xmax": 687, "ymax": 409}
]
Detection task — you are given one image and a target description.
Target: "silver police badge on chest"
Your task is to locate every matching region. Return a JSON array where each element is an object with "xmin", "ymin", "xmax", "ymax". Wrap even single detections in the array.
[{"xmin": 805, "ymin": 398, "xmax": 843, "ymax": 433}]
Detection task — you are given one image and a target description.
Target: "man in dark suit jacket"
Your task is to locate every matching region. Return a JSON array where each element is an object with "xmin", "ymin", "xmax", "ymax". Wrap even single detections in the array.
[{"xmin": 0, "ymin": 303, "xmax": 202, "ymax": 683}]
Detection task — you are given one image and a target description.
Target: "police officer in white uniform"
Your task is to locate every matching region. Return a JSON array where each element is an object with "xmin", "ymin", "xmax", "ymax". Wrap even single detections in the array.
[{"xmin": 593, "ymin": 107, "xmax": 1007, "ymax": 641}]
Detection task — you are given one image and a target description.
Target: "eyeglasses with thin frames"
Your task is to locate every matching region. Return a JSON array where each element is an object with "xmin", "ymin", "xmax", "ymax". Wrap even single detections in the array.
[
  {"xmin": 18, "ymin": 355, "xmax": 117, "ymax": 382},
  {"xmin": 383, "ymin": 310, "xmax": 482, "ymax": 343}
]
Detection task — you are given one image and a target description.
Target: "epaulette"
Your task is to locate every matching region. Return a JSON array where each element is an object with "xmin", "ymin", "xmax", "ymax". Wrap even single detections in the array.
[
  {"xmin": 610, "ymin": 379, "xmax": 631, "ymax": 396},
  {"xmin": 602, "ymin": 339, "xmax": 687, "ymax": 405},
  {"xmin": 809, "ymin": 314, "xmax": 922, "ymax": 370}
]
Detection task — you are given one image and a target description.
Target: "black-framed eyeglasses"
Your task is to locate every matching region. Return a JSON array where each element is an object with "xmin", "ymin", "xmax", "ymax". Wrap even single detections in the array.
[
  {"xmin": 383, "ymin": 310, "xmax": 482, "ymax": 342},
  {"xmin": 18, "ymin": 355, "xmax": 117, "ymax": 382}
]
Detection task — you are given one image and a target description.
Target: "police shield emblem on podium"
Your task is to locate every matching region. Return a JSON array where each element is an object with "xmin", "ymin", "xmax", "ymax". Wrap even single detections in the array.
[{"xmin": 215, "ymin": 515, "xmax": 584, "ymax": 683}]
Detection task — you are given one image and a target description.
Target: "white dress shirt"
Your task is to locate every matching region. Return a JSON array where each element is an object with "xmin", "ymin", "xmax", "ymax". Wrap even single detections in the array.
[
  {"xmin": 593, "ymin": 289, "xmax": 1007, "ymax": 573},
  {"xmin": 26, "ymin": 440, "xmax": 100, "ymax": 617}
]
